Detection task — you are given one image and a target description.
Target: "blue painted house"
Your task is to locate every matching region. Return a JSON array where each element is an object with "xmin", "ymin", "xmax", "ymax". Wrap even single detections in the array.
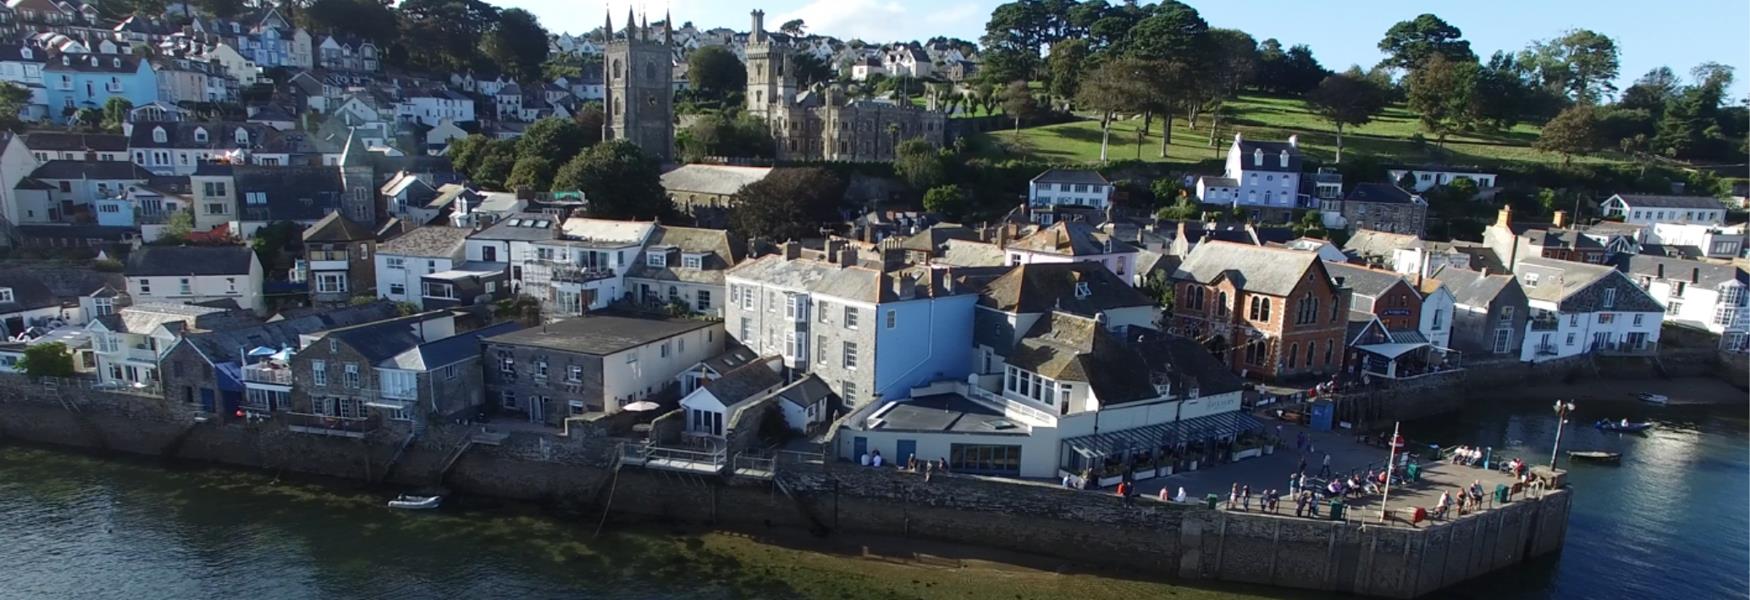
[{"xmin": 43, "ymin": 53, "xmax": 157, "ymax": 123}]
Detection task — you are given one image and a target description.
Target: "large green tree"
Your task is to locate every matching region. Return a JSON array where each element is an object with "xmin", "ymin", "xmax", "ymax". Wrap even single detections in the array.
[
  {"xmin": 1405, "ymin": 54, "xmax": 1478, "ymax": 145},
  {"xmin": 396, "ymin": 0, "xmax": 500, "ymax": 72},
  {"xmin": 676, "ymin": 114, "xmax": 774, "ymax": 162},
  {"xmin": 1378, "ymin": 13, "xmax": 1475, "ymax": 70},
  {"xmin": 1076, "ymin": 57, "xmax": 1154, "ymax": 162},
  {"xmin": 686, "ymin": 46, "xmax": 746, "ymax": 102},
  {"xmin": 550, "ymin": 140, "xmax": 670, "ymax": 219},
  {"xmin": 728, "ymin": 168, "xmax": 845, "ymax": 241},
  {"xmin": 516, "ymin": 117, "xmax": 590, "ymax": 164},
  {"xmin": 1045, "ymin": 37, "xmax": 1090, "ymax": 107},
  {"xmin": 1519, "ymin": 29, "xmax": 1620, "ymax": 103},
  {"xmin": 922, "ymin": 185, "xmax": 969, "ymax": 220},
  {"xmin": 482, "ymin": 8, "xmax": 549, "ymax": 82},
  {"xmin": 1254, "ymin": 39, "xmax": 1327, "ymax": 95},
  {"xmin": 101, "ymin": 98, "xmax": 131, "ymax": 133},
  {"xmin": 0, "ymin": 83, "xmax": 30, "ymax": 132},
  {"xmin": 894, "ymin": 138, "xmax": 947, "ymax": 190},
  {"xmin": 18, "ymin": 342, "xmax": 74, "ymax": 378},
  {"xmin": 1304, "ymin": 69, "xmax": 1386, "ymax": 163},
  {"xmin": 303, "ymin": 0, "xmax": 399, "ymax": 45},
  {"xmin": 1001, "ymin": 80, "xmax": 1039, "ymax": 136},
  {"xmin": 1535, "ymin": 104, "xmax": 1602, "ymax": 166}
]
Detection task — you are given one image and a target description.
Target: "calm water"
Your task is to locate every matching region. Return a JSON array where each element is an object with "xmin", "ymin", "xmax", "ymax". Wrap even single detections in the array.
[{"xmin": 0, "ymin": 378, "xmax": 1743, "ymax": 600}]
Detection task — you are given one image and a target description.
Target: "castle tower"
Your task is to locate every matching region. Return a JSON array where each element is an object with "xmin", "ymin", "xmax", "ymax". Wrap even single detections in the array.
[
  {"xmin": 604, "ymin": 10, "xmax": 673, "ymax": 160},
  {"xmin": 744, "ymin": 10, "xmax": 793, "ymax": 120}
]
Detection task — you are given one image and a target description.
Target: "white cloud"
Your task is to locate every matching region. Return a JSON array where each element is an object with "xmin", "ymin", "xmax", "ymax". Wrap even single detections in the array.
[{"xmin": 773, "ymin": 0, "xmax": 982, "ymax": 42}]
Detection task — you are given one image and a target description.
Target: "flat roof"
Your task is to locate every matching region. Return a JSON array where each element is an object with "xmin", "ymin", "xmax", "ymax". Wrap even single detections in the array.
[
  {"xmin": 869, "ymin": 393, "xmax": 1030, "ymax": 435},
  {"xmin": 483, "ymin": 313, "xmax": 718, "ymax": 355}
]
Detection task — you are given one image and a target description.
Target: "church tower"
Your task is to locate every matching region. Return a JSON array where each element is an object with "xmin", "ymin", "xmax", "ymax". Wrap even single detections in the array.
[
  {"xmin": 604, "ymin": 10, "xmax": 674, "ymax": 161},
  {"xmin": 743, "ymin": 10, "xmax": 793, "ymax": 120}
]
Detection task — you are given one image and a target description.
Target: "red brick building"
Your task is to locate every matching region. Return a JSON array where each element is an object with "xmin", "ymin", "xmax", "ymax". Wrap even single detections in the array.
[
  {"xmin": 1168, "ymin": 242, "xmax": 1351, "ymax": 380},
  {"xmin": 1325, "ymin": 262, "xmax": 1422, "ymax": 331}
]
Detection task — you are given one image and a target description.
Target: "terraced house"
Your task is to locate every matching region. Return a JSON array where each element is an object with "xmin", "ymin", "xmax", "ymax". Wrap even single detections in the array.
[{"xmin": 1168, "ymin": 242, "xmax": 1351, "ymax": 380}]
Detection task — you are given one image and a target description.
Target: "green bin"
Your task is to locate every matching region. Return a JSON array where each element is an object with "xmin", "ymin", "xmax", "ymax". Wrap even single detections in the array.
[
  {"xmin": 1328, "ymin": 499, "xmax": 1345, "ymax": 521},
  {"xmin": 1205, "ymin": 493, "xmax": 1220, "ymax": 509},
  {"xmin": 1406, "ymin": 463, "xmax": 1421, "ymax": 481},
  {"xmin": 1494, "ymin": 484, "xmax": 1510, "ymax": 504}
]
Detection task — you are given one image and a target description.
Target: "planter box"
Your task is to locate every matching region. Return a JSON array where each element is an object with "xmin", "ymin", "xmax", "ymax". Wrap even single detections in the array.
[
  {"xmin": 1233, "ymin": 448, "xmax": 1263, "ymax": 461},
  {"xmin": 1264, "ymin": 445, "xmax": 1276, "ymax": 456},
  {"xmin": 1098, "ymin": 475, "xmax": 1124, "ymax": 488},
  {"xmin": 1134, "ymin": 468, "xmax": 1157, "ymax": 481}
]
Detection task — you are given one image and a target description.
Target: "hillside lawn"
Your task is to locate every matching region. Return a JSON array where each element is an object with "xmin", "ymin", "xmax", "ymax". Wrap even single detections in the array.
[{"xmin": 967, "ymin": 94, "xmax": 1630, "ymax": 169}]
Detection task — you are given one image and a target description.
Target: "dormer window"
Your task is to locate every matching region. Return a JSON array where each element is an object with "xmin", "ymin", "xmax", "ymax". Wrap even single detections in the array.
[
  {"xmin": 111, "ymin": 57, "xmax": 120, "ymax": 68},
  {"xmin": 21, "ymin": 48, "xmax": 31, "ymax": 60},
  {"xmin": 193, "ymin": 127, "xmax": 207, "ymax": 143},
  {"xmin": 682, "ymin": 254, "xmax": 703, "ymax": 269},
  {"xmin": 152, "ymin": 127, "xmax": 166, "ymax": 143},
  {"xmin": 0, "ymin": 287, "xmax": 13, "ymax": 303},
  {"xmin": 1074, "ymin": 282, "xmax": 1091, "ymax": 299},
  {"xmin": 646, "ymin": 253, "xmax": 665, "ymax": 267},
  {"xmin": 235, "ymin": 129, "xmax": 248, "ymax": 145},
  {"xmin": 61, "ymin": 56, "xmax": 69, "ymax": 65},
  {"xmin": 1253, "ymin": 148, "xmax": 1262, "ymax": 166},
  {"xmin": 1279, "ymin": 149, "xmax": 1289, "ymax": 168}
]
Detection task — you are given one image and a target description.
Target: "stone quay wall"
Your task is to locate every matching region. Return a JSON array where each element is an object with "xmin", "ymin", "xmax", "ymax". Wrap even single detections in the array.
[{"xmin": 0, "ymin": 379, "xmax": 1574, "ymax": 598}]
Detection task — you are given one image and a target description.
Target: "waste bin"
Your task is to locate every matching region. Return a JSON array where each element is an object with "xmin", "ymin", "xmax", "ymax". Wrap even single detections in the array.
[
  {"xmin": 1406, "ymin": 463, "xmax": 1421, "ymax": 481},
  {"xmin": 1494, "ymin": 484, "xmax": 1510, "ymax": 504},
  {"xmin": 1328, "ymin": 499, "xmax": 1345, "ymax": 521},
  {"xmin": 1206, "ymin": 493, "xmax": 1220, "ymax": 509}
]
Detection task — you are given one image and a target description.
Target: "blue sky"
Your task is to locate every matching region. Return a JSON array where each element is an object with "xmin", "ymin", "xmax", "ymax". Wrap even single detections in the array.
[{"xmin": 508, "ymin": 0, "xmax": 1750, "ymax": 97}]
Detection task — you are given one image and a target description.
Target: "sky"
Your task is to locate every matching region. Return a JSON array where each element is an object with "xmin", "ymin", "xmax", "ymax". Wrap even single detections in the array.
[{"xmin": 506, "ymin": 0, "xmax": 1750, "ymax": 97}]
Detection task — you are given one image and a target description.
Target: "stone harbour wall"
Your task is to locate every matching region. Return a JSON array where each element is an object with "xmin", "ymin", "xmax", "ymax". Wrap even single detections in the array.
[{"xmin": 0, "ymin": 381, "xmax": 1572, "ymax": 599}]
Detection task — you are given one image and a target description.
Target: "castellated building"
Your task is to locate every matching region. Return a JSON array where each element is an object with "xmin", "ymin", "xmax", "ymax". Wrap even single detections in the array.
[
  {"xmin": 603, "ymin": 10, "xmax": 675, "ymax": 161},
  {"xmin": 743, "ymin": 10, "xmax": 946, "ymax": 162}
]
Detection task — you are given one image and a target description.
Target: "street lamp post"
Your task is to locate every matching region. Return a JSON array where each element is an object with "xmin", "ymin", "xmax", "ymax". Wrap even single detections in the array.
[{"xmin": 1550, "ymin": 400, "xmax": 1576, "ymax": 468}]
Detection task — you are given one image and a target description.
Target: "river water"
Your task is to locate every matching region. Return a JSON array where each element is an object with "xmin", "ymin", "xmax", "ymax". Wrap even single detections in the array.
[{"xmin": 0, "ymin": 377, "xmax": 1743, "ymax": 600}]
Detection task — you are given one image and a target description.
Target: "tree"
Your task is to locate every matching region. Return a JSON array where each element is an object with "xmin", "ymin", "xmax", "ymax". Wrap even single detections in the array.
[
  {"xmin": 1304, "ymin": 69, "xmax": 1386, "ymax": 163},
  {"xmin": 789, "ymin": 53, "xmax": 832, "ymax": 87},
  {"xmin": 1150, "ymin": 178, "xmax": 1186, "ymax": 208},
  {"xmin": 778, "ymin": 18, "xmax": 805, "ymax": 36},
  {"xmin": 1405, "ymin": 54, "xmax": 1478, "ymax": 145},
  {"xmin": 1155, "ymin": 196, "xmax": 1200, "ymax": 220},
  {"xmin": 396, "ymin": 0, "xmax": 501, "ymax": 73},
  {"xmin": 1518, "ymin": 29, "xmax": 1620, "ymax": 103},
  {"xmin": 194, "ymin": 0, "xmax": 244, "ymax": 18},
  {"xmin": 1536, "ymin": 105, "xmax": 1602, "ymax": 166},
  {"xmin": 162, "ymin": 210, "xmax": 193, "ymax": 242},
  {"xmin": 516, "ymin": 117, "xmax": 589, "ymax": 164},
  {"xmin": 728, "ymin": 168, "xmax": 845, "ymax": 241},
  {"xmin": 1076, "ymin": 58, "xmax": 1154, "ymax": 162},
  {"xmin": 550, "ymin": 140, "xmax": 669, "ymax": 219},
  {"xmin": 1378, "ymin": 14, "xmax": 1475, "ymax": 70},
  {"xmin": 1395, "ymin": 171, "xmax": 1418, "ymax": 192},
  {"xmin": 1000, "ymin": 80, "xmax": 1039, "ymax": 137},
  {"xmin": 74, "ymin": 108, "xmax": 103, "ymax": 131},
  {"xmin": 505, "ymin": 156, "xmax": 557, "ymax": 191},
  {"xmin": 1205, "ymin": 29, "xmax": 1259, "ymax": 97},
  {"xmin": 676, "ymin": 114, "xmax": 775, "ymax": 161},
  {"xmin": 687, "ymin": 46, "xmax": 746, "ymax": 102},
  {"xmin": 1045, "ymin": 37, "xmax": 1089, "ymax": 107},
  {"xmin": 17, "ymin": 342, "xmax": 74, "ymax": 378},
  {"xmin": 1470, "ymin": 52, "xmax": 1536, "ymax": 132},
  {"xmin": 572, "ymin": 103, "xmax": 605, "ymax": 146},
  {"xmin": 1254, "ymin": 39, "xmax": 1328, "ymax": 95},
  {"xmin": 1619, "ymin": 67, "xmax": 1680, "ymax": 115},
  {"xmin": 303, "ymin": 0, "xmax": 398, "ymax": 45},
  {"xmin": 922, "ymin": 185, "xmax": 969, "ymax": 220},
  {"xmin": 471, "ymin": 140, "xmax": 518, "ymax": 190},
  {"xmin": 1292, "ymin": 209, "xmax": 1328, "ymax": 239},
  {"xmin": 0, "ymin": 83, "xmax": 32, "ymax": 132},
  {"xmin": 445, "ymin": 134, "xmax": 493, "ymax": 175},
  {"xmin": 894, "ymin": 138, "xmax": 947, "ymax": 190},
  {"xmin": 482, "ymin": 8, "xmax": 548, "ymax": 82}
]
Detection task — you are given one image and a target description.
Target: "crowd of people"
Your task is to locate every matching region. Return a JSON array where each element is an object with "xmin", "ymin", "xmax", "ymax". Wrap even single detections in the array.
[{"xmin": 859, "ymin": 450, "xmax": 953, "ymax": 482}]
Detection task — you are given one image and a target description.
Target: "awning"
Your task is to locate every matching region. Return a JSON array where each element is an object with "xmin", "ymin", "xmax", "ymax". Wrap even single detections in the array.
[
  {"xmin": 1061, "ymin": 411, "xmax": 1265, "ymax": 458},
  {"xmin": 1357, "ymin": 342, "xmax": 1427, "ymax": 359},
  {"xmin": 364, "ymin": 400, "xmax": 411, "ymax": 409}
]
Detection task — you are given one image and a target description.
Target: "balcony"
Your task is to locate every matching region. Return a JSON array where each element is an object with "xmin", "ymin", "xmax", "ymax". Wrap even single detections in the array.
[
  {"xmin": 1529, "ymin": 317, "xmax": 1560, "ymax": 331},
  {"xmin": 1534, "ymin": 344, "xmax": 1560, "ymax": 357},
  {"xmin": 138, "ymin": 209, "xmax": 191, "ymax": 225},
  {"xmin": 1593, "ymin": 341, "xmax": 1658, "ymax": 356},
  {"xmin": 283, "ymin": 411, "xmax": 380, "ymax": 438},
  {"xmin": 243, "ymin": 362, "xmax": 293, "ymax": 386},
  {"xmin": 550, "ymin": 266, "xmax": 616, "ymax": 284}
]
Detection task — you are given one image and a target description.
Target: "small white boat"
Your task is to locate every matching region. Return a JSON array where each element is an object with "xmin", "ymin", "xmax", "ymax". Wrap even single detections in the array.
[
  {"xmin": 387, "ymin": 494, "xmax": 442, "ymax": 510},
  {"xmin": 1636, "ymin": 393, "xmax": 1669, "ymax": 405}
]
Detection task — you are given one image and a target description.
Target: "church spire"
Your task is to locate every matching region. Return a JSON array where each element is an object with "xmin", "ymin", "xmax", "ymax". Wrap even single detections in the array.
[
  {"xmin": 664, "ymin": 9, "xmax": 673, "ymax": 46},
  {"xmin": 625, "ymin": 7, "xmax": 636, "ymax": 39},
  {"xmin": 640, "ymin": 13, "xmax": 649, "ymax": 41},
  {"xmin": 603, "ymin": 8, "xmax": 612, "ymax": 42}
]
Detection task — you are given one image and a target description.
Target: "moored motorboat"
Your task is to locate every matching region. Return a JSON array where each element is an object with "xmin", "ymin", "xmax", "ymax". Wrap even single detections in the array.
[
  {"xmin": 387, "ymin": 495, "xmax": 442, "ymax": 510},
  {"xmin": 1635, "ymin": 393, "xmax": 1669, "ymax": 405},
  {"xmin": 1567, "ymin": 451, "xmax": 1622, "ymax": 464},
  {"xmin": 1595, "ymin": 419, "xmax": 1654, "ymax": 433}
]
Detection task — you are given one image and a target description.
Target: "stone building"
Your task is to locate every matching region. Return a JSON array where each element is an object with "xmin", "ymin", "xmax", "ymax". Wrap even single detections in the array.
[
  {"xmin": 602, "ymin": 10, "xmax": 674, "ymax": 161},
  {"xmin": 1167, "ymin": 241, "xmax": 1352, "ymax": 381},
  {"xmin": 1326, "ymin": 183, "xmax": 1428, "ymax": 236},
  {"xmin": 743, "ymin": 10, "xmax": 944, "ymax": 162},
  {"xmin": 1430, "ymin": 266, "xmax": 1529, "ymax": 356},
  {"xmin": 480, "ymin": 313, "xmax": 724, "ymax": 426},
  {"xmin": 301, "ymin": 212, "xmax": 377, "ymax": 305},
  {"xmin": 287, "ymin": 311, "xmax": 460, "ymax": 425}
]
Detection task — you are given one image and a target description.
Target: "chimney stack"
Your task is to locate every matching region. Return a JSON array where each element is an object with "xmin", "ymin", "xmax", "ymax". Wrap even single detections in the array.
[
  {"xmin": 750, "ymin": 10, "xmax": 766, "ymax": 42},
  {"xmin": 1495, "ymin": 205, "xmax": 1513, "ymax": 229},
  {"xmin": 1287, "ymin": 134, "xmax": 1299, "ymax": 148},
  {"xmin": 781, "ymin": 240, "xmax": 801, "ymax": 260},
  {"xmin": 1692, "ymin": 267, "xmax": 1701, "ymax": 284},
  {"xmin": 1552, "ymin": 210, "xmax": 1568, "ymax": 229}
]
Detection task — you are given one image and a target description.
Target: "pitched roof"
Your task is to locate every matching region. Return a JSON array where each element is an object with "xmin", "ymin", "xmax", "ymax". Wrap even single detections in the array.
[
  {"xmin": 378, "ymin": 226, "xmax": 469, "ymax": 258},
  {"xmin": 470, "ymin": 212, "xmax": 559, "ymax": 241},
  {"xmin": 1343, "ymin": 229, "xmax": 1425, "ymax": 259},
  {"xmin": 393, "ymin": 322, "xmax": 523, "ymax": 371},
  {"xmin": 1609, "ymin": 194, "xmax": 1725, "ymax": 210},
  {"xmin": 0, "ymin": 269, "xmax": 60, "ymax": 313},
  {"xmin": 1234, "ymin": 137, "xmax": 1301, "ymax": 173},
  {"xmin": 1429, "ymin": 266, "xmax": 1517, "ymax": 308},
  {"xmin": 29, "ymin": 160, "xmax": 151, "ymax": 180},
  {"xmin": 701, "ymin": 359, "xmax": 784, "ymax": 411},
  {"xmin": 124, "ymin": 246, "xmax": 254, "ymax": 277},
  {"xmin": 978, "ymin": 262, "xmax": 1152, "ymax": 315},
  {"xmin": 1173, "ymin": 241, "xmax": 1323, "ymax": 297},
  {"xmin": 1516, "ymin": 257, "xmax": 1661, "ymax": 312},
  {"xmin": 772, "ymin": 373, "xmax": 834, "ymax": 409},
  {"xmin": 482, "ymin": 313, "xmax": 716, "ymax": 355},
  {"xmin": 21, "ymin": 131, "xmax": 127, "ymax": 152},
  {"xmin": 1007, "ymin": 312, "xmax": 1240, "ymax": 406},
  {"xmin": 659, "ymin": 164, "xmax": 772, "ymax": 196},
  {"xmin": 231, "ymin": 165, "xmax": 344, "ymax": 222},
  {"xmin": 1007, "ymin": 221, "xmax": 1130, "ymax": 256},
  {"xmin": 1344, "ymin": 182, "xmax": 1421, "ymax": 205},
  {"xmin": 301, "ymin": 212, "xmax": 374, "ymax": 242},
  {"xmin": 939, "ymin": 239, "xmax": 1007, "ymax": 267},
  {"xmin": 1617, "ymin": 255, "xmax": 1748, "ymax": 289},
  {"xmin": 179, "ymin": 301, "xmax": 401, "ymax": 363},
  {"xmin": 898, "ymin": 223, "xmax": 978, "ymax": 253},
  {"xmin": 624, "ymin": 225, "xmax": 743, "ymax": 285},
  {"xmin": 1324, "ymin": 262, "xmax": 1415, "ymax": 300},
  {"xmin": 1030, "ymin": 169, "xmax": 1108, "ymax": 186}
]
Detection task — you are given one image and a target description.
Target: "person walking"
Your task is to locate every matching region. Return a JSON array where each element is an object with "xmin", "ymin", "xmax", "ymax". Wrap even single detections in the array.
[
  {"xmin": 1241, "ymin": 485, "xmax": 1252, "ymax": 511},
  {"xmin": 1228, "ymin": 483, "xmax": 1239, "ymax": 510},
  {"xmin": 1319, "ymin": 453, "xmax": 1332, "ymax": 478},
  {"xmin": 1297, "ymin": 455, "xmax": 1308, "ymax": 475}
]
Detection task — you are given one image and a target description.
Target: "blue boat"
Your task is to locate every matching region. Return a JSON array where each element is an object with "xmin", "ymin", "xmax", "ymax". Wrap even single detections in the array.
[{"xmin": 1595, "ymin": 419, "xmax": 1653, "ymax": 433}]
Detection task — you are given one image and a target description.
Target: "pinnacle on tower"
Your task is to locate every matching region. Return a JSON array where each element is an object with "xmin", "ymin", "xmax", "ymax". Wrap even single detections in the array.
[
  {"xmin": 664, "ymin": 9, "xmax": 673, "ymax": 46},
  {"xmin": 625, "ymin": 7, "xmax": 636, "ymax": 38},
  {"xmin": 640, "ymin": 13, "xmax": 649, "ymax": 41},
  {"xmin": 603, "ymin": 9, "xmax": 612, "ymax": 41}
]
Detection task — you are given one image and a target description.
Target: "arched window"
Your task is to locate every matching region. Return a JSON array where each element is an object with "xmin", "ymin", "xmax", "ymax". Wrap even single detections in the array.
[
  {"xmin": 1216, "ymin": 291, "xmax": 1229, "ymax": 316},
  {"xmin": 235, "ymin": 129, "xmax": 248, "ymax": 145},
  {"xmin": 613, "ymin": 97, "xmax": 622, "ymax": 115},
  {"xmin": 193, "ymin": 127, "xmax": 207, "ymax": 143},
  {"xmin": 644, "ymin": 60, "xmax": 655, "ymax": 80},
  {"xmin": 611, "ymin": 59, "xmax": 622, "ymax": 79},
  {"xmin": 1287, "ymin": 343, "xmax": 1298, "ymax": 368},
  {"xmin": 151, "ymin": 127, "xmax": 166, "ymax": 143}
]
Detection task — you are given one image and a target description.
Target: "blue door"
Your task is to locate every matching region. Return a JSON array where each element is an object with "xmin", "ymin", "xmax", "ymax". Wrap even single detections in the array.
[
  {"xmin": 852, "ymin": 436, "xmax": 867, "ymax": 462},
  {"xmin": 896, "ymin": 439, "xmax": 917, "ymax": 464},
  {"xmin": 198, "ymin": 388, "xmax": 215, "ymax": 413}
]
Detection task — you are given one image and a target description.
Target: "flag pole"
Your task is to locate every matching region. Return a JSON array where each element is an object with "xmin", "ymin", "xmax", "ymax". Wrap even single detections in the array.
[{"xmin": 1379, "ymin": 421, "xmax": 1401, "ymax": 523}]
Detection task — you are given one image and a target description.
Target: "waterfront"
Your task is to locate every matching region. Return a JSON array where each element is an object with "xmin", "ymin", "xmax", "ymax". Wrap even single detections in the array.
[{"xmin": 0, "ymin": 376, "xmax": 1743, "ymax": 600}]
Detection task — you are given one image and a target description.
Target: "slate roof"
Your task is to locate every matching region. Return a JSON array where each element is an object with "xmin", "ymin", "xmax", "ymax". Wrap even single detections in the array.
[
  {"xmin": 1343, "ymin": 229, "xmax": 1425, "ymax": 260},
  {"xmin": 624, "ymin": 225, "xmax": 742, "ymax": 285},
  {"xmin": 978, "ymin": 262, "xmax": 1151, "ymax": 315},
  {"xmin": 1030, "ymin": 169, "xmax": 1108, "ymax": 186},
  {"xmin": 702, "ymin": 360, "xmax": 785, "ymax": 412},
  {"xmin": 898, "ymin": 223, "xmax": 978, "ymax": 253},
  {"xmin": 125, "ymin": 246, "xmax": 254, "ymax": 277},
  {"xmin": 1324, "ymin": 262, "xmax": 1414, "ymax": 301},
  {"xmin": 1173, "ymin": 241, "xmax": 1323, "ymax": 297},
  {"xmin": 1522, "ymin": 228, "xmax": 1605, "ymax": 251},
  {"xmin": 1007, "ymin": 311, "xmax": 1239, "ymax": 406},
  {"xmin": 379, "ymin": 226, "xmax": 469, "ymax": 258},
  {"xmin": 1429, "ymin": 266, "xmax": 1516, "ymax": 308},
  {"xmin": 1234, "ymin": 138, "xmax": 1301, "ymax": 173},
  {"xmin": 1007, "ymin": 221, "xmax": 1130, "ymax": 256},
  {"xmin": 21, "ymin": 131, "xmax": 127, "ymax": 152},
  {"xmin": 129, "ymin": 122, "xmax": 291, "ymax": 151},
  {"xmin": 1617, "ymin": 255, "xmax": 1748, "ymax": 289},
  {"xmin": 231, "ymin": 165, "xmax": 344, "ymax": 221},
  {"xmin": 384, "ymin": 321, "xmax": 522, "ymax": 371},
  {"xmin": 0, "ymin": 270, "xmax": 60, "ymax": 314},
  {"xmin": 301, "ymin": 212, "xmax": 374, "ymax": 243},
  {"xmin": 700, "ymin": 343, "xmax": 758, "ymax": 375},
  {"xmin": 179, "ymin": 301, "xmax": 400, "ymax": 362},
  {"xmin": 1516, "ymin": 257, "xmax": 1663, "ymax": 312},
  {"xmin": 95, "ymin": 302, "xmax": 255, "ymax": 335},
  {"xmin": 773, "ymin": 373, "xmax": 833, "ymax": 410},
  {"xmin": 1345, "ymin": 183, "xmax": 1420, "ymax": 205},
  {"xmin": 728, "ymin": 256, "xmax": 960, "ymax": 303},
  {"xmin": 939, "ymin": 239, "xmax": 1007, "ymax": 267},
  {"xmin": 45, "ymin": 54, "xmax": 145, "ymax": 73},
  {"xmin": 30, "ymin": 160, "xmax": 151, "ymax": 180},
  {"xmin": 470, "ymin": 213, "xmax": 559, "ymax": 242},
  {"xmin": 659, "ymin": 164, "xmax": 772, "ymax": 196},
  {"xmin": 1609, "ymin": 194, "xmax": 1725, "ymax": 210},
  {"xmin": 483, "ymin": 313, "xmax": 717, "ymax": 355}
]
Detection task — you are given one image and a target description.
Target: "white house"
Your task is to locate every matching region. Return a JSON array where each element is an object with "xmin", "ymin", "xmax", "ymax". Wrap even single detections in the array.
[
  {"xmin": 1641, "ymin": 222, "xmax": 1746, "ymax": 259},
  {"xmin": 1385, "ymin": 166, "xmax": 1498, "ymax": 192},
  {"xmin": 1001, "ymin": 221, "xmax": 1139, "ymax": 285},
  {"xmin": 518, "ymin": 218, "xmax": 654, "ymax": 318},
  {"xmin": 1196, "ymin": 134, "xmax": 1305, "ymax": 210},
  {"xmin": 86, "ymin": 302, "xmax": 246, "ymax": 390},
  {"xmin": 375, "ymin": 226, "xmax": 471, "ymax": 308},
  {"xmin": 625, "ymin": 224, "xmax": 742, "ymax": 318},
  {"xmin": 122, "ymin": 246, "xmax": 264, "ymax": 314},
  {"xmin": 1619, "ymin": 255, "xmax": 1748, "ymax": 350},
  {"xmin": 395, "ymin": 89, "xmax": 475, "ymax": 127},
  {"xmin": 679, "ymin": 355, "xmax": 785, "ymax": 443},
  {"xmin": 1417, "ymin": 279, "xmax": 1456, "ymax": 351},
  {"xmin": 883, "ymin": 45, "xmax": 931, "ymax": 78},
  {"xmin": 1515, "ymin": 257, "xmax": 1663, "ymax": 362},
  {"xmin": 1026, "ymin": 169, "xmax": 1111, "ymax": 225},
  {"xmin": 1600, "ymin": 193, "xmax": 1727, "ymax": 226}
]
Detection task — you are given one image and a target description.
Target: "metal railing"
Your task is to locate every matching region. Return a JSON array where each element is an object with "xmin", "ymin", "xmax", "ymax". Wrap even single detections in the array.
[
  {"xmin": 1534, "ymin": 344, "xmax": 1559, "ymax": 356},
  {"xmin": 242, "ymin": 364, "xmax": 292, "ymax": 385},
  {"xmin": 0, "ymin": 373, "xmax": 163, "ymax": 398},
  {"xmin": 1529, "ymin": 318, "xmax": 1560, "ymax": 331},
  {"xmin": 550, "ymin": 267, "xmax": 616, "ymax": 284},
  {"xmin": 1593, "ymin": 341, "xmax": 1658, "ymax": 356},
  {"xmin": 283, "ymin": 411, "xmax": 381, "ymax": 435}
]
